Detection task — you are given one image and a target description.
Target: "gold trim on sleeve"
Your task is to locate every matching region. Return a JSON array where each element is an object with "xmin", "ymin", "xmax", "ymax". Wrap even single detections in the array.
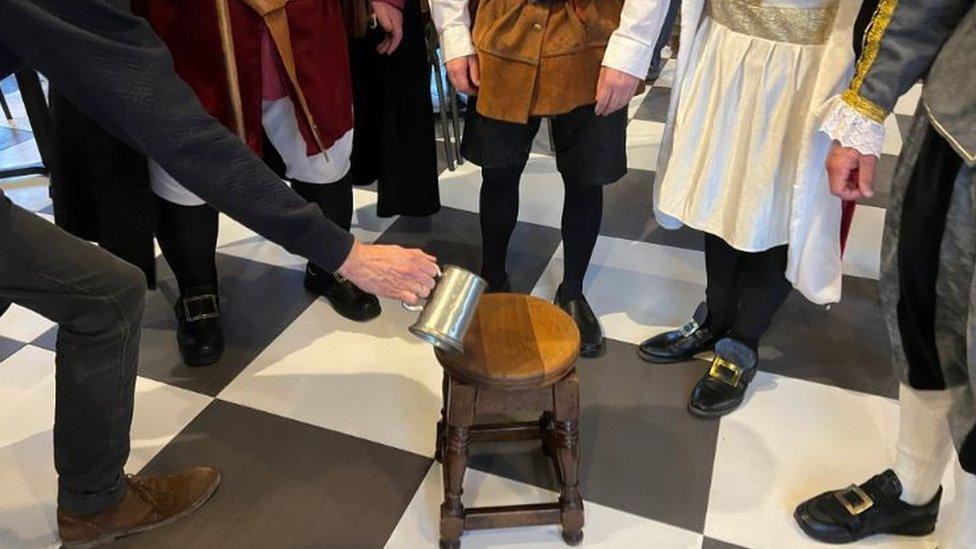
[{"xmin": 845, "ymin": 0, "xmax": 899, "ymax": 123}]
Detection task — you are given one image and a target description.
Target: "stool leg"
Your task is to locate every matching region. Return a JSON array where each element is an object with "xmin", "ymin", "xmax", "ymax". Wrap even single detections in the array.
[
  {"xmin": 553, "ymin": 374, "xmax": 583, "ymax": 546},
  {"xmin": 441, "ymin": 380, "xmax": 476, "ymax": 549},
  {"xmin": 540, "ymin": 411, "xmax": 555, "ymax": 458}
]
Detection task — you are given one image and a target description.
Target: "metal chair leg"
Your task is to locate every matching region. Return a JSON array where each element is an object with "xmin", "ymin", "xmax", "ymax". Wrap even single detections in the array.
[
  {"xmin": 0, "ymin": 90, "xmax": 12, "ymax": 121},
  {"xmin": 446, "ymin": 80, "xmax": 463, "ymax": 166}
]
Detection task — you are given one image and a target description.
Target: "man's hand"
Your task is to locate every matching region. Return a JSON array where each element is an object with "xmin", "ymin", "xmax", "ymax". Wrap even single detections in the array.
[
  {"xmin": 337, "ymin": 241, "xmax": 438, "ymax": 304},
  {"xmin": 371, "ymin": 1, "xmax": 403, "ymax": 54},
  {"xmin": 446, "ymin": 55, "xmax": 480, "ymax": 96},
  {"xmin": 826, "ymin": 142, "xmax": 877, "ymax": 201},
  {"xmin": 595, "ymin": 67, "xmax": 640, "ymax": 116}
]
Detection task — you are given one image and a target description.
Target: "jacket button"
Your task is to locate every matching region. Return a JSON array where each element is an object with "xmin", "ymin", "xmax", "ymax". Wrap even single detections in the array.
[{"xmin": 531, "ymin": 23, "xmax": 543, "ymax": 31}]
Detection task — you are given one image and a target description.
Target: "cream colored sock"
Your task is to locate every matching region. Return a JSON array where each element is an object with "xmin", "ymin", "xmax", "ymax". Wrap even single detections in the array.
[{"xmin": 892, "ymin": 384, "xmax": 954, "ymax": 506}]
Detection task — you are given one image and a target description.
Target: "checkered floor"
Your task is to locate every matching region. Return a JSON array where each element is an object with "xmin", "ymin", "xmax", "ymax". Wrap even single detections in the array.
[{"xmin": 0, "ymin": 63, "xmax": 959, "ymax": 549}]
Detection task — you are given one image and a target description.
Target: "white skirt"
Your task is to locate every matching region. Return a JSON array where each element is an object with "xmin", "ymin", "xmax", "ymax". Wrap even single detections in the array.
[{"xmin": 657, "ymin": 13, "xmax": 826, "ymax": 252}]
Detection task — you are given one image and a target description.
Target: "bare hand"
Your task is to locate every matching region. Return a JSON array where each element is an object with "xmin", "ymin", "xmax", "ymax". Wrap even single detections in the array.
[
  {"xmin": 371, "ymin": 1, "xmax": 403, "ymax": 54},
  {"xmin": 337, "ymin": 241, "xmax": 438, "ymax": 304},
  {"xmin": 446, "ymin": 55, "xmax": 480, "ymax": 96},
  {"xmin": 595, "ymin": 67, "xmax": 640, "ymax": 116},
  {"xmin": 826, "ymin": 142, "xmax": 877, "ymax": 201}
]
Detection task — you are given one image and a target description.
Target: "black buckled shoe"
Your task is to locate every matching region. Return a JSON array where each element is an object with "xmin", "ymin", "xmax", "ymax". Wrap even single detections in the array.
[
  {"xmin": 304, "ymin": 265, "xmax": 381, "ymax": 322},
  {"xmin": 638, "ymin": 303, "xmax": 721, "ymax": 363},
  {"xmin": 485, "ymin": 274, "xmax": 512, "ymax": 294},
  {"xmin": 554, "ymin": 285, "xmax": 605, "ymax": 358},
  {"xmin": 175, "ymin": 289, "xmax": 224, "ymax": 367},
  {"xmin": 794, "ymin": 470, "xmax": 941, "ymax": 544},
  {"xmin": 688, "ymin": 338, "xmax": 756, "ymax": 418}
]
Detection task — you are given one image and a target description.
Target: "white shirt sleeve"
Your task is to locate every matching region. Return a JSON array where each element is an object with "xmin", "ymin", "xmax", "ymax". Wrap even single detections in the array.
[
  {"xmin": 602, "ymin": 0, "xmax": 670, "ymax": 79},
  {"xmin": 430, "ymin": 0, "xmax": 476, "ymax": 62},
  {"xmin": 818, "ymin": 95, "xmax": 886, "ymax": 158}
]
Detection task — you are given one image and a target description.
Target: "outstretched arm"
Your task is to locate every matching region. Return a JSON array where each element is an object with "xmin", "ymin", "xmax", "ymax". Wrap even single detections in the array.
[{"xmin": 0, "ymin": 0, "xmax": 437, "ymax": 301}]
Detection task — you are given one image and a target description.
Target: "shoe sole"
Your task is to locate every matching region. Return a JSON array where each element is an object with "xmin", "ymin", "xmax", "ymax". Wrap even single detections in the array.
[
  {"xmin": 61, "ymin": 473, "xmax": 222, "ymax": 548},
  {"xmin": 580, "ymin": 338, "xmax": 606, "ymax": 359},
  {"xmin": 181, "ymin": 350, "xmax": 222, "ymax": 368},
  {"xmin": 305, "ymin": 280, "xmax": 381, "ymax": 323},
  {"xmin": 687, "ymin": 400, "xmax": 740, "ymax": 420},
  {"xmin": 793, "ymin": 506, "xmax": 937, "ymax": 544},
  {"xmin": 636, "ymin": 345, "xmax": 716, "ymax": 365}
]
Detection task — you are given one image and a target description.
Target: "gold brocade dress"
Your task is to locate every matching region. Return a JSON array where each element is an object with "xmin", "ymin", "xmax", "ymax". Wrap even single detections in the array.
[{"xmin": 657, "ymin": 0, "xmax": 839, "ymax": 252}]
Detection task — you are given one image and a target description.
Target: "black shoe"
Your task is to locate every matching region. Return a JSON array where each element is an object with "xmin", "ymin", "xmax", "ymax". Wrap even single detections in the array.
[
  {"xmin": 485, "ymin": 274, "xmax": 512, "ymax": 294},
  {"xmin": 304, "ymin": 265, "xmax": 381, "ymax": 322},
  {"xmin": 638, "ymin": 303, "xmax": 721, "ymax": 363},
  {"xmin": 554, "ymin": 285, "xmax": 605, "ymax": 358},
  {"xmin": 794, "ymin": 470, "xmax": 941, "ymax": 544},
  {"xmin": 175, "ymin": 289, "xmax": 224, "ymax": 367},
  {"xmin": 688, "ymin": 338, "xmax": 756, "ymax": 418}
]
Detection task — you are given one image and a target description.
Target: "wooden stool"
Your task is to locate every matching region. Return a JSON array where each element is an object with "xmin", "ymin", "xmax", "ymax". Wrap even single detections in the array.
[{"xmin": 434, "ymin": 293, "xmax": 583, "ymax": 548}]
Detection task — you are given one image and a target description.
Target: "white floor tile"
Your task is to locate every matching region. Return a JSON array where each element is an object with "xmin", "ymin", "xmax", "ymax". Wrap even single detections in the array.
[
  {"xmin": 0, "ymin": 304, "xmax": 55, "ymax": 344},
  {"xmin": 218, "ymin": 297, "xmax": 445, "ymax": 456},
  {"xmin": 0, "ymin": 343, "xmax": 209, "ymax": 549},
  {"xmin": 0, "ymin": 177, "xmax": 51, "ymax": 212},
  {"xmin": 626, "ymin": 120, "xmax": 666, "ymax": 172},
  {"xmin": 0, "ymin": 139, "xmax": 42, "ymax": 170},
  {"xmin": 894, "ymin": 84, "xmax": 923, "ymax": 117},
  {"xmin": 385, "ymin": 465, "xmax": 703, "ymax": 549},
  {"xmin": 703, "ymin": 373, "xmax": 938, "ymax": 549},
  {"xmin": 883, "ymin": 115, "xmax": 904, "ymax": 157},
  {"xmin": 217, "ymin": 189, "xmax": 395, "ymax": 269},
  {"xmin": 842, "ymin": 204, "xmax": 885, "ymax": 280},
  {"xmin": 532, "ymin": 236, "xmax": 706, "ymax": 346}
]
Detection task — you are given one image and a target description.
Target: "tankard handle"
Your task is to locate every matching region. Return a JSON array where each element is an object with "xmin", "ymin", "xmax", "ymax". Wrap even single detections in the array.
[{"xmin": 401, "ymin": 265, "xmax": 442, "ymax": 312}]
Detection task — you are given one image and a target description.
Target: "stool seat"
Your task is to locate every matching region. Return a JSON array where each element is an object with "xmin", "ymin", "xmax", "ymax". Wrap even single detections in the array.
[{"xmin": 435, "ymin": 293, "xmax": 581, "ymax": 390}]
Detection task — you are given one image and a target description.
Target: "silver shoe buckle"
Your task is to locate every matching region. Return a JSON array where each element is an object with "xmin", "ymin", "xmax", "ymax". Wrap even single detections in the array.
[
  {"xmin": 834, "ymin": 485, "xmax": 875, "ymax": 516},
  {"xmin": 183, "ymin": 295, "xmax": 219, "ymax": 322}
]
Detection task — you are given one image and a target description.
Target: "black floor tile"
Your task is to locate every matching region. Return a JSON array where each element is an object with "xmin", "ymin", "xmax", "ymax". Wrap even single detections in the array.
[
  {"xmin": 633, "ymin": 87, "xmax": 671, "ymax": 123},
  {"xmin": 137, "ymin": 253, "xmax": 314, "ymax": 396},
  {"xmin": 702, "ymin": 537, "xmax": 750, "ymax": 549},
  {"xmin": 0, "ymin": 335, "xmax": 25, "ymax": 363},
  {"xmin": 601, "ymin": 169, "xmax": 706, "ymax": 251},
  {"xmin": 468, "ymin": 338, "xmax": 720, "ymax": 534},
  {"xmin": 120, "ymin": 400, "xmax": 431, "ymax": 549},
  {"xmin": 859, "ymin": 153, "xmax": 898, "ymax": 209},
  {"xmin": 31, "ymin": 326, "xmax": 56, "ymax": 352},
  {"xmin": 762, "ymin": 276, "xmax": 897, "ymax": 399},
  {"xmin": 376, "ymin": 206, "xmax": 562, "ymax": 294}
]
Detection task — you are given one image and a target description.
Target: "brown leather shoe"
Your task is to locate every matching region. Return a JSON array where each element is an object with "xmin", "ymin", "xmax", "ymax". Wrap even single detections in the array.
[{"xmin": 58, "ymin": 467, "xmax": 220, "ymax": 548}]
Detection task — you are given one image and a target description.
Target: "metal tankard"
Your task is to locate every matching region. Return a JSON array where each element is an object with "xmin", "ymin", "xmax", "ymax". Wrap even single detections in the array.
[{"xmin": 403, "ymin": 265, "xmax": 487, "ymax": 354}]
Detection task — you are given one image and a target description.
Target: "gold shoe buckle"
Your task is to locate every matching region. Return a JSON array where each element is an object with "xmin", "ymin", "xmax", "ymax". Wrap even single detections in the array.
[
  {"xmin": 707, "ymin": 357, "xmax": 743, "ymax": 387},
  {"xmin": 183, "ymin": 295, "xmax": 219, "ymax": 322},
  {"xmin": 834, "ymin": 485, "xmax": 875, "ymax": 516}
]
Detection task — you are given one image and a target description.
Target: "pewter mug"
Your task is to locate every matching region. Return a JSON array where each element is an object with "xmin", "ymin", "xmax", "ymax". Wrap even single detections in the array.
[{"xmin": 404, "ymin": 265, "xmax": 487, "ymax": 354}]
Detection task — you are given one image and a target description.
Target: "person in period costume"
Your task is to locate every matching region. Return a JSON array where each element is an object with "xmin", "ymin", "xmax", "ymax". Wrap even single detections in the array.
[
  {"xmin": 637, "ymin": 0, "xmax": 864, "ymax": 417},
  {"xmin": 137, "ymin": 0, "xmax": 405, "ymax": 366},
  {"xmin": 795, "ymin": 2, "xmax": 976, "ymax": 545},
  {"xmin": 347, "ymin": 0, "xmax": 441, "ymax": 218},
  {"xmin": 431, "ymin": 0, "xmax": 669, "ymax": 357},
  {"xmin": 0, "ymin": 0, "xmax": 437, "ymax": 546}
]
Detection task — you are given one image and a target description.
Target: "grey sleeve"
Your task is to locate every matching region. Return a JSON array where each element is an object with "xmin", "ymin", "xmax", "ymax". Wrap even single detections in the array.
[
  {"xmin": 0, "ymin": 0, "xmax": 355, "ymax": 272},
  {"xmin": 844, "ymin": 0, "xmax": 973, "ymax": 121}
]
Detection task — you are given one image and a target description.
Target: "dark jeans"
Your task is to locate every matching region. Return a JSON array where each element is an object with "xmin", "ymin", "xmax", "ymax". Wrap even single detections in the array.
[
  {"xmin": 0, "ymin": 194, "xmax": 145, "ymax": 516},
  {"xmin": 703, "ymin": 233, "xmax": 792, "ymax": 350}
]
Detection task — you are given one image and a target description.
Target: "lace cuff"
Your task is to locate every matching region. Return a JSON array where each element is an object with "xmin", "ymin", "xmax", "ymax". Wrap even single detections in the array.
[{"xmin": 817, "ymin": 95, "xmax": 885, "ymax": 158}]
